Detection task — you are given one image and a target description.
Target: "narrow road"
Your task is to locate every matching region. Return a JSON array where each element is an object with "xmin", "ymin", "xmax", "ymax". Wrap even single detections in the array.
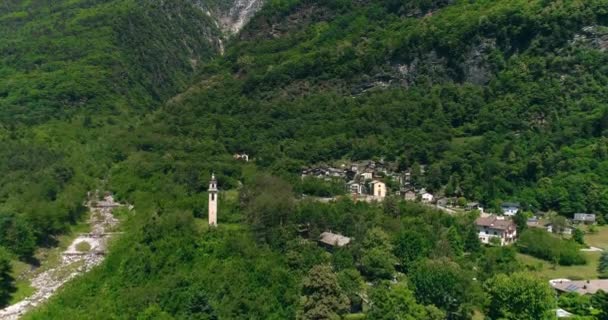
[{"xmin": 0, "ymin": 195, "xmax": 123, "ymax": 320}]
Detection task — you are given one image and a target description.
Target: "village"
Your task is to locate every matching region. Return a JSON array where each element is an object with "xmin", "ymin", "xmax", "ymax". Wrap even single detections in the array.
[
  {"xmin": 299, "ymin": 159, "xmax": 599, "ymax": 246},
  {"xmin": 298, "ymin": 159, "xmax": 606, "ymax": 318}
]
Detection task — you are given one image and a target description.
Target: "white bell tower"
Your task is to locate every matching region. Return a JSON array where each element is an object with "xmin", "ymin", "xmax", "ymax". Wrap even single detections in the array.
[{"xmin": 208, "ymin": 173, "xmax": 218, "ymax": 226}]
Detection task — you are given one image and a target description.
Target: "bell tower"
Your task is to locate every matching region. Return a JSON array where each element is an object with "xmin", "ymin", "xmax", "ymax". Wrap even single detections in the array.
[{"xmin": 208, "ymin": 173, "xmax": 218, "ymax": 226}]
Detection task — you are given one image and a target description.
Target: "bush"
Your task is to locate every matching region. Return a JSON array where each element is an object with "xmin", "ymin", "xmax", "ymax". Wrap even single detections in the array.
[{"xmin": 517, "ymin": 229, "xmax": 586, "ymax": 266}]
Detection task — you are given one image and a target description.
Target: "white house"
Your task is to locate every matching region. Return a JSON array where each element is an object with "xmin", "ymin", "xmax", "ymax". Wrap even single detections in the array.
[
  {"xmin": 475, "ymin": 215, "xmax": 517, "ymax": 246},
  {"xmin": 500, "ymin": 202, "xmax": 520, "ymax": 216},
  {"xmin": 233, "ymin": 153, "xmax": 249, "ymax": 162},
  {"xmin": 347, "ymin": 181, "xmax": 363, "ymax": 195},
  {"xmin": 371, "ymin": 180, "xmax": 387, "ymax": 199},
  {"xmin": 421, "ymin": 192, "xmax": 434, "ymax": 203},
  {"xmin": 361, "ymin": 172, "xmax": 373, "ymax": 180},
  {"xmin": 573, "ymin": 213, "xmax": 596, "ymax": 224}
]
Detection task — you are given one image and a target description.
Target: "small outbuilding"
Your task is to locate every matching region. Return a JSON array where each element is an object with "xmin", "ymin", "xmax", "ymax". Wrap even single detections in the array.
[{"xmin": 319, "ymin": 232, "xmax": 351, "ymax": 249}]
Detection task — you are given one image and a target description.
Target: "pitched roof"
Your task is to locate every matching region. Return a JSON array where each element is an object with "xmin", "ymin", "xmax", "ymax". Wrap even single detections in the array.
[
  {"xmin": 319, "ymin": 232, "xmax": 351, "ymax": 247},
  {"xmin": 475, "ymin": 215, "xmax": 516, "ymax": 231}
]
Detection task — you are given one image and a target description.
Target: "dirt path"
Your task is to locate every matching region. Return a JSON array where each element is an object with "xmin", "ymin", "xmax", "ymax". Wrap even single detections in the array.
[{"xmin": 0, "ymin": 195, "xmax": 123, "ymax": 320}]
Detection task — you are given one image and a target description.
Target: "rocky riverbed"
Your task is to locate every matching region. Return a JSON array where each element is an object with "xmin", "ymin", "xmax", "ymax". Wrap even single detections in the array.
[{"xmin": 0, "ymin": 195, "xmax": 122, "ymax": 320}]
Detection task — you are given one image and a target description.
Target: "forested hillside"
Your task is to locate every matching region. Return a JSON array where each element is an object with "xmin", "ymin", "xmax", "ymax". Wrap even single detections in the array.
[
  {"xmin": 3, "ymin": 0, "xmax": 608, "ymax": 319},
  {"xmin": 0, "ymin": 0, "xmax": 224, "ymax": 258},
  {"xmin": 159, "ymin": 0, "xmax": 608, "ymax": 214}
]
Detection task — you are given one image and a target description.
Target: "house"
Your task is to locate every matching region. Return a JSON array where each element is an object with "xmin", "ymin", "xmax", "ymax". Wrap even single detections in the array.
[
  {"xmin": 551, "ymin": 279, "xmax": 608, "ymax": 295},
  {"xmin": 573, "ymin": 213, "xmax": 596, "ymax": 224},
  {"xmin": 401, "ymin": 189, "xmax": 416, "ymax": 201},
  {"xmin": 347, "ymin": 181, "xmax": 363, "ymax": 195},
  {"xmin": 361, "ymin": 172, "xmax": 373, "ymax": 180},
  {"xmin": 527, "ymin": 218, "xmax": 573, "ymax": 235},
  {"xmin": 475, "ymin": 215, "xmax": 517, "ymax": 246},
  {"xmin": 501, "ymin": 202, "xmax": 520, "ymax": 216},
  {"xmin": 466, "ymin": 202, "xmax": 482, "ymax": 211},
  {"xmin": 436, "ymin": 198, "xmax": 450, "ymax": 207},
  {"xmin": 421, "ymin": 192, "xmax": 434, "ymax": 203},
  {"xmin": 371, "ymin": 180, "xmax": 387, "ymax": 199},
  {"xmin": 319, "ymin": 232, "xmax": 351, "ymax": 249},
  {"xmin": 233, "ymin": 153, "xmax": 249, "ymax": 162}
]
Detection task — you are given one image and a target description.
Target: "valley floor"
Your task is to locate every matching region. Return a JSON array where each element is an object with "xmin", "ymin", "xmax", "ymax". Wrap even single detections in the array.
[{"xmin": 0, "ymin": 196, "xmax": 122, "ymax": 320}]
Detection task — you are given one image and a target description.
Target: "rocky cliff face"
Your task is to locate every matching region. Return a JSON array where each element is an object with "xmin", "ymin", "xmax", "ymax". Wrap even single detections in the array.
[
  {"xmin": 192, "ymin": 0, "xmax": 265, "ymax": 35},
  {"xmin": 219, "ymin": 0, "xmax": 265, "ymax": 34}
]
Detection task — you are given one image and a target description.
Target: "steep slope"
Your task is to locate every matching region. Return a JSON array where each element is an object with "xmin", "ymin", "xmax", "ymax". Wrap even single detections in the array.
[
  {"xmin": 0, "ymin": 0, "xmax": 225, "ymax": 266},
  {"xmin": 156, "ymin": 0, "xmax": 608, "ymax": 213}
]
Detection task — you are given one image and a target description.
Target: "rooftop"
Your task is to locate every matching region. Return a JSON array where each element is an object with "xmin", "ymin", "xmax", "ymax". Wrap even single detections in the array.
[
  {"xmin": 501, "ymin": 202, "xmax": 520, "ymax": 208},
  {"xmin": 475, "ymin": 215, "xmax": 516, "ymax": 231},
  {"xmin": 319, "ymin": 232, "xmax": 351, "ymax": 247},
  {"xmin": 551, "ymin": 280, "xmax": 608, "ymax": 295}
]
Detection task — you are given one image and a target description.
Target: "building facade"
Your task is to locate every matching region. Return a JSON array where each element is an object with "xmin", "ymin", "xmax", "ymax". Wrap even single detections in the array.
[{"xmin": 475, "ymin": 215, "xmax": 517, "ymax": 246}]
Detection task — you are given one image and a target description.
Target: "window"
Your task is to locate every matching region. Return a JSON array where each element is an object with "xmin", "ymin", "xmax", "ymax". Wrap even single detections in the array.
[{"xmin": 211, "ymin": 194, "xmax": 215, "ymax": 201}]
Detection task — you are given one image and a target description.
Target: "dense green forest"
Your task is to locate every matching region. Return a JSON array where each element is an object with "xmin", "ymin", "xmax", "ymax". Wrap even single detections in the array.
[
  {"xmin": 0, "ymin": 0, "xmax": 223, "ymax": 256},
  {"xmin": 2, "ymin": 0, "xmax": 608, "ymax": 319}
]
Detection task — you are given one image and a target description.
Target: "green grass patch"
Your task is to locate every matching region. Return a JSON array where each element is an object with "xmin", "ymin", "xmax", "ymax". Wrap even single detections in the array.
[
  {"xmin": 517, "ymin": 252, "xmax": 601, "ymax": 280},
  {"xmin": 75, "ymin": 242, "xmax": 91, "ymax": 252},
  {"xmin": 9, "ymin": 260, "xmax": 35, "ymax": 304},
  {"xmin": 583, "ymin": 225, "xmax": 608, "ymax": 249}
]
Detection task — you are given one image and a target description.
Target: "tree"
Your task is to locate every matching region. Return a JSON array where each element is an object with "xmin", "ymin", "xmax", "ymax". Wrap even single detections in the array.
[
  {"xmin": 383, "ymin": 195, "xmax": 400, "ymax": 217},
  {"xmin": 464, "ymin": 227, "xmax": 481, "ymax": 253},
  {"xmin": 592, "ymin": 290, "xmax": 608, "ymax": 320},
  {"xmin": 0, "ymin": 247, "xmax": 15, "ymax": 308},
  {"xmin": 367, "ymin": 282, "xmax": 445, "ymax": 320},
  {"xmin": 361, "ymin": 248, "xmax": 397, "ymax": 280},
  {"xmin": 337, "ymin": 269, "xmax": 363, "ymax": 312},
  {"xmin": 599, "ymin": 252, "xmax": 608, "ymax": 276},
  {"xmin": 300, "ymin": 265, "xmax": 349, "ymax": 320},
  {"xmin": 513, "ymin": 211, "xmax": 528, "ymax": 233},
  {"xmin": 485, "ymin": 272, "xmax": 556, "ymax": 320},
  {"xmin": 240, "ymin": 174, "xmax": 295, "ymax": 246},
  {"xmin": 394, "ymin": 230, "xmax": 431, "ymax": 270},
  {"xmin": 0, "ymin": 214, "xmax": 36, "ymax": 258},
  {"xmin": 573, "ymin": 228, "xmax": 585, "ymax": 245},
  {"xmin": 409, "ymin": 259, "xmax": 479, "ymax": 319},
  {"xmin": 361, "ymin": 228, "xmax": 397, "ymax": 280},
  {"xmin": 446, "ymin": 227, "xmax": 464, "ymax": 256},
  {"xmin": 479, "ymin": 246, "xmax": 521, "ymax": 280}
]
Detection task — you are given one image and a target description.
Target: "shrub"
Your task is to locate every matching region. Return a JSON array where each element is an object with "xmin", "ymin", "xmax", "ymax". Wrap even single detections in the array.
[{"xmin": 517, "ymin": 229, "xmax": 586, "ymax": 266}]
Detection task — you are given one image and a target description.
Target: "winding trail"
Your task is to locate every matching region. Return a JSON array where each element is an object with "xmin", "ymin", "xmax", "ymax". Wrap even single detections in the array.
[{"xmin": 0, "ymin": 195, "xmax": 123, "ymax": 320}]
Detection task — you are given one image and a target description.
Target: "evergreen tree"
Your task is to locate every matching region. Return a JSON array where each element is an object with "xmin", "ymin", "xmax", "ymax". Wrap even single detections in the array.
[
  {"xmin": 464, "ymin": 227, "xmax": 481, "ymax": 253},
  {"xmin": 300, "ymin": 265, "xmax": 349, "ymax": 320},
  {"xmin": 573, "ymin": 228, "xmax": 585, "ymax": 245},
  {"xmin": 599, "ymin": 252, "xmax": 608, "ymax": 275},
  {"xmin": 0, "ymin": 246, "xmax": 15, "ymax": 307}
]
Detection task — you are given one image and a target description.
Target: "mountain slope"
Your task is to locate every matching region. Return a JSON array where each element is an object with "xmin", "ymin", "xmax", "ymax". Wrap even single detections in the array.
[
  {"xmin": 20, "ymin": 0, "xmax": 608, "ymax": 319},
  {"xmin": 0, "ymin": 0, "xmax": 230, "ymax": 261},
  {"xmin": 154, "ymin": 0, "xmax": 608, "ymax": 213}
]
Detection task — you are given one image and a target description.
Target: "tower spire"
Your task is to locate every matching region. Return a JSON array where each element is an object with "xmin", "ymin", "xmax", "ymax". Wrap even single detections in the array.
[{"xmin": 208, "ymin": 172, "xmax": 218, "ymax": 226}]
